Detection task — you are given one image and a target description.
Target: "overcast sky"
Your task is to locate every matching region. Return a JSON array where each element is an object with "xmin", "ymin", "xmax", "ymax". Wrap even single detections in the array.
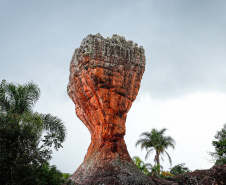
[{"xmin": 1, "ymin": 0, "xmax": 226, "ymax": 173}]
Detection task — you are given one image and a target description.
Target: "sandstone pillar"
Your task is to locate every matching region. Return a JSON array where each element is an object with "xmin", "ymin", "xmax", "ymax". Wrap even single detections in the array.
[{"xmin": 67, "ymin": 33, "xmax": 154, "ymax": 185}]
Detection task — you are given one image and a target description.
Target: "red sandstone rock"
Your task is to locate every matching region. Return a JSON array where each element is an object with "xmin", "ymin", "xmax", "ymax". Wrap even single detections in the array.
[{"xmin": 67, "ymin": 34, "xmax": 154, "ymax": 185}]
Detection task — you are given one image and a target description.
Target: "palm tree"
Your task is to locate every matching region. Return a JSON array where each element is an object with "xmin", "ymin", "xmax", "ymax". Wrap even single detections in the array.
[
  {"xmin": 136, "ymin": 128, "xmax": 175, "ymax": 176},
  {"xmin": 132, "ymin": 156, "xmax": 152, "ymax": 175},
  {"xmin": 0, "ymin": 80, "xmax": 66, "ymax": 150}
]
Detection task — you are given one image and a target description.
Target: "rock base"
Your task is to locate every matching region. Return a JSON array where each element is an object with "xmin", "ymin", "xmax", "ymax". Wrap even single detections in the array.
[{"xmin": 70, "ymin": 157, "xmax": 155, "ymax": 185}]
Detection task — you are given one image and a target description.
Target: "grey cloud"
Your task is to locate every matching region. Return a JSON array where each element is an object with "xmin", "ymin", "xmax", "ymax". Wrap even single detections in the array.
[
  {"xmin": 1, "ymin": 0, "xmax": 226, "ymax": 98},
  {"xmin": 1, "ymin": 0, "xmax": 226, "ymax": 173}
]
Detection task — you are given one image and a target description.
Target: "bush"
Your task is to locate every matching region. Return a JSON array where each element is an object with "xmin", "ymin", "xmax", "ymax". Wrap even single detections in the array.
[{"xmin": 170, "ymin": 163, "xmax": 191, "ymax": 176}]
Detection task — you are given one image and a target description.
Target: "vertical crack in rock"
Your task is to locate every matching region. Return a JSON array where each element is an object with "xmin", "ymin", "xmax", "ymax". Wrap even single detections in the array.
[{"xmin": 67, "ymin": 33, "xmax": 155, "ymax": 185}]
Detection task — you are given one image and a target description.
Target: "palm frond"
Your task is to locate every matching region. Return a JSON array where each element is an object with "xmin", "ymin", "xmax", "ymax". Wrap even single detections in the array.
[
  {"xmin": 17, "ymin": 82, "xmax": 40, "ymax": 114},
  {"xmin": 20, "ymin": 112, "xmax": 44, "ymax": 137},
  {"xmin": 0, "ymin": 82, "xmax": 17, "ymax": 113},
  {"xmin": 162, "ymin": 136, "xmax": 176, "ymax": 149},
  {"xmin": 0, "ymin": 92, "xmax": 10, "ymax": 113},
  {"xmin": 136, "ymin": 138, "xmax": 152, "ymax": 150},
  {"xmin": 145, "ymin": 148, "xmax": 154, "ymax": 160},
  {"xmin": 159, "ymin": 128, "xmax": 167, "ymax": 134},
  {"xmin": 164, "ymin": 150, "xmax": 172, "ymax": 166},
  {"xmin": 160, "ymin": 155, "xmax": 164, "ymax": 162},
  {"xmin": 41, "ymin": 113, "xmax": 66, "ymax": 150},
  {"xmin": 0, "ymin": 81, "xmax": 40, "ymax": 114},
  {"xmin": 140, "ymin": 131, "xmax": 151, "ymax": 138}
]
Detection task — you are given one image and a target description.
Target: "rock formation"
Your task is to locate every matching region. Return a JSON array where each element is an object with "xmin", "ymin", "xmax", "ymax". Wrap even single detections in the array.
[
  {"xmin": 67, "ymin": 33, "xmax": 154, "ymax": 185},
  {"xmin": 147, "ymin": 165, "xmax": 226, "ymax": 185},
  {"xmin": 173, "ymin": 164, "xmax": 226, "ymax": 185}
]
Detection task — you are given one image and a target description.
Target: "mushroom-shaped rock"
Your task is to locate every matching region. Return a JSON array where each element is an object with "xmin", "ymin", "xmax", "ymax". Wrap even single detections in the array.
[{"xmin": 67, "ymin": 33, "xmax": 154, "ymax": 185}]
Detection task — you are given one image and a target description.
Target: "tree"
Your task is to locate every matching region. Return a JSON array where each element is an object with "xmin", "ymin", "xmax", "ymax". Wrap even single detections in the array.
[
  {"xmin": 0, "ymin": 80, "xmax": 67, "ymax": 184},
  {"xmin": 149, "ymin": 164, "xmax": 163, "ymax": 177},
  {"xmin": 0, "ymin": 80, "xmax": 66, "ymax": 149},
  {"xmin": 211, "ymin": 123, "xmax": 226, "ymax": 165},
  {"xmin": 132, "ymin": 156, "xmax": 152, "ymax": 175},
  {"xmin": 0, "ymin": 114, "xmax": 52, "ymax": 185},
  {"xmin": 36, "ymin": 162, "xmax": 64, "ymax": 185},
  {"xmin": 170, "ymin": 163, "xmax": 191, "ymax": 176},
  {"xmin": 136, "ymin": 128, "xmax": 175, "ymax": 176}
]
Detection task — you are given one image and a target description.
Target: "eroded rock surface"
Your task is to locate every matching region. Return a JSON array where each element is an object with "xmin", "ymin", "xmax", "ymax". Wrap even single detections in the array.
[
  {"xmin": 67, "ymin": 33, "xmax": 154, "ymax": 185},
  {"xmin": 173, "ymin": 164, "xmax": 226, "ymax": 185},
  {"xmin": 148, "ymin": 165, "xmax": 226, "ymax": 185}
]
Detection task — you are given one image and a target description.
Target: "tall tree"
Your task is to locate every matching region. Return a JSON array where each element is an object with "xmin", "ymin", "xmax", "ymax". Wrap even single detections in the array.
[
  {"xmin": 211, "ymin": 123, "xmax": 226, "ymax": 165},
  {"xmin": 0, "ymin": 80, "xmax": 67, "ymax": 184},
  {"xmin": 136, "ymin": 128, "xmax": 175, "ymax": 176},
  {"xmin": 0, "ymin": 80, "xmax": 66, "ymax": 149}
]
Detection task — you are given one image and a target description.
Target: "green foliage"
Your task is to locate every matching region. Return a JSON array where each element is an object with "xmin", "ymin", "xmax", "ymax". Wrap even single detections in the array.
[
  {"xmin": 170, "ymin": 163, "xmax": 191, "ymax": 176},
  {"xmin": 63, "ymin": 173, "xmax": 71, "ymax": 180},
  {"xmin": 0, "ymin": 80, "xmax": 66, "ymax": 150},
  {"xmin": 211, "ymin": 123, "xmax": 226, "ymax": 165},
  {"xmin": 0, "ymin": 114, "xmax": 51, "ymax": 185},
  {"xmin": 148, "ymin": 164, "xmax": 163, "ymax": 177},
  {"xmin": 136, "ymin": 128, "xmax": 175, "ymax": 176},
  {"xmin": 132, "ymin": 157, "xmax": 164, "ymax": 178},
  {"xmin": 36, "ymin": 162, "xmax": 64, "ymax": 185},
  {"xmin": 132, "ymin": 156, "xmax": 152, "ymax": 175},
  {"xmin": 0, "ymin": 80, "xmax": 67, "ymax": 184}
]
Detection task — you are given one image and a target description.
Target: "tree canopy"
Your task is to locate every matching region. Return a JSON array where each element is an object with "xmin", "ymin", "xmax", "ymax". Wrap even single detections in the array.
[
  {"xmin": 211, "ymin": 123, "xmax": 226, "ymax": 165},
  {"xmin": 136, "ymin": 128, "xmax": 175, "ymax": 176},
  {"xmin": 0, "ymin": 80, "xmax": 67, "ymax": 185}
]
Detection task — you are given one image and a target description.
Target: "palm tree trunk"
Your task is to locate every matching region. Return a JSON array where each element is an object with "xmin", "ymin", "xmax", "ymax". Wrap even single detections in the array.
[{"xmin": 156, "ymin": 152, "xmax": 160, "ymax": 177}]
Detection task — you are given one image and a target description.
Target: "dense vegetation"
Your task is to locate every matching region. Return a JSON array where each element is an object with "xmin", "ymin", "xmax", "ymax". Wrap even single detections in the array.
[
  {"xmin": 1, "ymin": 79, "xmax": 225, "ymax": 184},
  {"xmin": 211, "ymin": 123, "xmax": 226, "ymax": 165},
  {"xmin": 169, "ymin": 163, "xmax": 191, "ymax": 176},
  {"xmin": 0, "ymin": 80, "xmax": 68, "ymax": 185}
]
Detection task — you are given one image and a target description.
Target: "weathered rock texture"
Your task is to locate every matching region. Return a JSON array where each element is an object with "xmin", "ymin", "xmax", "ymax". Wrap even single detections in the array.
[
  {"xmin": 67, "ymin": 33, "xmax": 154, "ymax": 185},
  {"xmin": 173, "ymin": 164, "xmax": 226, "ymax": 185},
  {"xmin": 148, "ymin": 165, "xmax": 226, "ymax": 185}
]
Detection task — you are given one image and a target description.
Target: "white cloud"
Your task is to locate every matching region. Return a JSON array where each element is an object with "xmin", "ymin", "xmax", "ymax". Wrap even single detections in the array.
[
  {"xmin": 125, "ymin": 92, "xmax": 226, "ymax": 171},
  {"xmin": 48, "ymin": 91, "xmax": 226, "ymax": 173}
]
